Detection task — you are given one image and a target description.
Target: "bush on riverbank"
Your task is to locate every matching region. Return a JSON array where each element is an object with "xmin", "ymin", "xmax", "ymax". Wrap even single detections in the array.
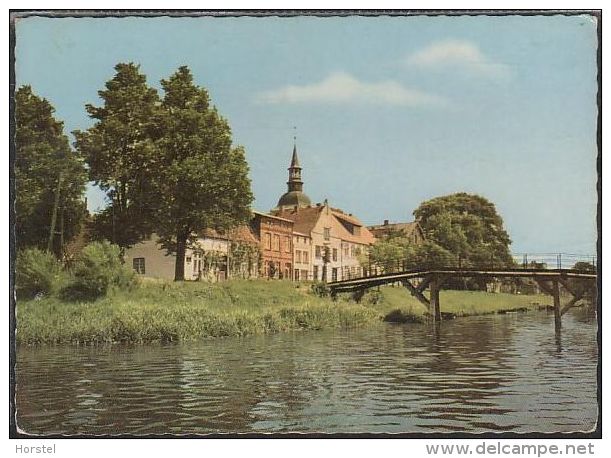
[
  {"xmin": 16, "ymin": 279, "xmax": 552, "ymax": 346},
  {"xmin": 59, "ymin": 241, "xmax": 137, "ymax": 301},
  {"xmin": 15, "ymin": 248, "xmax": 66, "ymax": 300}
]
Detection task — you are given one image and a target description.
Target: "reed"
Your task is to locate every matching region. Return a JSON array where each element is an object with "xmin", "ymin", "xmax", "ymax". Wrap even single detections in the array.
[{"xmin": 16, "ymin": 279, "xmax": 552, "ymax": 345}]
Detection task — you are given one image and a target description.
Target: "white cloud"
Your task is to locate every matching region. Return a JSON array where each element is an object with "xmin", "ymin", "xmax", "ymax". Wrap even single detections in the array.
[
  {"xmin": 406, "ymin": 39, "xmax": 510, "ymax": 78},
  {"xmin": 256, "ymin": 72, "xmax": 446, "ymax": 107}
]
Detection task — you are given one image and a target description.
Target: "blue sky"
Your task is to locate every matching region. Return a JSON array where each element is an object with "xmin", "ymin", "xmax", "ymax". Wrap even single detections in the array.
[{"xmin": 15, "ymin": 14, "xmax": 598, "ymax": 254}]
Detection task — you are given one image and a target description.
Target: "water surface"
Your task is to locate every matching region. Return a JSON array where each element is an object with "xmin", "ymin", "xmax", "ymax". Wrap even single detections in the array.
[{"xmin": 16, "ymin": 310, "xmax": 598, "ymax": 434}]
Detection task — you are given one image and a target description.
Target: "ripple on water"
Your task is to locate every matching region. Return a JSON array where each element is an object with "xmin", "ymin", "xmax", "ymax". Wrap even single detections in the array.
[{"xmin": 16, "ymin": 311, "xmax": 598, "ymax": 434}]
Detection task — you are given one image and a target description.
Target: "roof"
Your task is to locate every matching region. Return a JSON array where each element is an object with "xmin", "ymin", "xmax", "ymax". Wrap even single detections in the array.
[
  {"xmin": 198, "ymin": 225, "xmax": 259, "ymax": 244},
  {"xmin": 274, "ymin": 204, "xmax": 376, "ymax": 245},
  {"xmin": 273, "ymin": 205, "xmax": 323, "ymax": 235},
  {"xmin": 368, "ymin": 221, "xmax": 423, "ymax": 238},
  {"xmin": 277, "ymin": 190, "xmax": 312, "ymax": 209},
  {"xmin": 252, "ymin": 211, "xmax": 295, "ymax": 223},
  {"xmin": 290, "ymin": 144, "xmax": 300, "ymax": 168},
  {"xmin": 331, "ymin": 209, "xmax": 364, "ymax": 227}
]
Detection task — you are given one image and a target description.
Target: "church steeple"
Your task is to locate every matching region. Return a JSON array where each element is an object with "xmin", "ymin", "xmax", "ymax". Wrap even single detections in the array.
[
  {"xmin": 276, "ymin": 140, "xmax": 312, "ymax": 210},
  {"xmin": 287, "ymin": 143, "xmax": 303, "ymax": 192}
]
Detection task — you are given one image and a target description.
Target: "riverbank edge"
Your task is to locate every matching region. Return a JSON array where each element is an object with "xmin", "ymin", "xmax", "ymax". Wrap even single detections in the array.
[{"xmin": 15, "ymin": 279, "xmax": 558, "ymax": 346}]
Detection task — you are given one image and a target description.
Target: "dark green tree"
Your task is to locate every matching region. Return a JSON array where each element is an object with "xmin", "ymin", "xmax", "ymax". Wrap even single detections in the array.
[
  {"xmin": 365, "ymin": 236, "xmax": 415, "ymax": 273},
  {"xmin": 154, "ymin": 66, "xmax": 253, "ymax": 281},
  {"xmin": 15, "ymin": 86, "xmax": 87, "ymax": 255},
  {"xmin": 413, "ymin": 193, "xmax": 513, "ymax": 268},
  {"xmin": 74, "ymin": 63, "xmax": 160, "ymax": 248}
]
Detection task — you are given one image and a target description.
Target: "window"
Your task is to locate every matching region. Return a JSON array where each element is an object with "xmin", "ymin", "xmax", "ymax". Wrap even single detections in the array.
[
  {"xmin": 315, "ymin": 246, "xmax": 322, "ymax": 259},
  {"xmin": 313, "ymin": 265, "xmax": 319, "ymax": 281},
  {"xmin": 265, "ymin": 232, "xmax": 272, "ymax": 250},
  {"xmin": 294, "ymin": 270, "xmax": 300, "ymax": 281},
  {"xmin": 296, "ymin": 250, "xmax": 302, "ymax": 263},
  {"xmin": 303, "ymin": 251, "xmax": 309, "ymax": 264},
  {"xmin": 133, "ymin": 257, "xmax": 145, "ymax": 275},
  {"xmin": 273, "ymin": 234, "xmax": 280, "ymax": 251},
  {"xmin": 344, "ymin": 246, "xmax": 349, "ymax": 257},
  {"xmin": 332, "ymin": 248, "xmax": 338, "ymax": 262},
  {"xmin": 324, "ymin": 227, "xmax": 331, "ymax": 241},
  {"xmin": 284, "ymin": 236, "xmax": 291, "ymax": 253},
  {"xmin": 332, "ymin": 268, "xmax": 338, "ymax": 282},
  {"xmin": 186, "ymin": 256, "xmax": 192, "ymax": 263}
]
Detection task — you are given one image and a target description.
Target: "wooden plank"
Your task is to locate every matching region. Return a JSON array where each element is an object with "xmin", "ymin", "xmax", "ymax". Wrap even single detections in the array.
[
  {"xmin": 416, "ymin": 275, "xmax": 432, "ymax": 294},
  {"xmin": 557, "ymin": 277, "xmax": 578, "ymax": 298},
  {"xmin": 534, "ymin": 278, "xmax": 555, "ymax": 296},
  {"xmin": 553, "ymin": 279, "xmax": 561, "ymax": 331},
  {"xmin": 402, "ymin": 279, "xmax": 430, "ymax": 307},
  {"xmin": 430, "ymin": 276, "xmax": 441, "ymax": 322},
  {"xmin": 560, "ymin": 294, "xmax": 584, "ymax": 316}
]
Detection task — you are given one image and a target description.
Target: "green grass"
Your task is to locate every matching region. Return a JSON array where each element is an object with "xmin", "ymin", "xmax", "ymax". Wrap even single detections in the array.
[
  {"xmin": 16, "ymin": 279, "xmax": 379, "ymax": 345},
  {"xmin": 16, "ymin": 279, "xmax": 554, "ymax": 346},
  {"xmin": 359, "ymin": 285, "xmax": 552, "ymax": 321}
]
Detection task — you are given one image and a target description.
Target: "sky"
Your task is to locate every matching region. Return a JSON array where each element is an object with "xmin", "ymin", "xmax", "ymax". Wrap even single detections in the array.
[{"xmin": 14, "ymin": 13, "xmax": 599, "ymax": 255}]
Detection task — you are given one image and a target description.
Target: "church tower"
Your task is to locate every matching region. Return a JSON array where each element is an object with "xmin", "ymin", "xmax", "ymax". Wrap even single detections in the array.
[{"xmin": 276, "ymin": 143, "xmax": 312, "ymax": 210}]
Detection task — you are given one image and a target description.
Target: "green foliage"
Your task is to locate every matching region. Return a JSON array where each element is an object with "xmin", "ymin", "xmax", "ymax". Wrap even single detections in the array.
[
  {"xmin": 311, "ymin": 282, "xmax": 331, "ymax": 297},
  {"xmin": 15, "ymin": 86, "xmax": 87, "ymax": 254},
  {"xmin": 228, "ymin": 241, "xmax": 259, "ymax": 278},
  {"xmin": 568, "ymin": 262, "xmax": 597, "ymax": 303},
  {"xmin": 407, "ymin": 240, "xmax": 457, "ymax": 269},
  {"xmin": 413, "ymin": 193, "xmax": 513, "ymax": 268},
  {"xmin": 153, "ymin": 66, "xmax": 254, "ymax": 280},
  {"xmin": 16, "ymin": 279, "xmax": 379, "ymax": 345},
  {"xmin": 74, "ymin": 63, "xmax": 161, "ymax": 248},
  {"xmin": 60, "ymin": 241, "xmax": 136, "ymax": 301},
  {"xmin": 15, "ymin": 248, "xmax": 65, "ymax": 300},
  {"xmin": 367, "ymin": 236, "xmax": 415, "ymax": 273}
]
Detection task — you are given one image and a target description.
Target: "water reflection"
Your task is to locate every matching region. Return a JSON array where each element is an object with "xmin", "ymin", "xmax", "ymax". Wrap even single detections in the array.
[{"xmin": 16, "ymin": 311, "xmax": 598, "ymax": 435}]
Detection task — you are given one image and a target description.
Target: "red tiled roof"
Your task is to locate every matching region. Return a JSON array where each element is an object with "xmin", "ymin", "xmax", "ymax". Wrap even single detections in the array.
[
  {"xmin": 275, "ymin": 205, "xmax": 375, "ymax": 246},
  {"xmin": 198, "ymin": 225, "xmax": 259, "ymax": 244},
  {"xmin": 273, "ymin": 206, "xmax": 324, "ymax": 235}
]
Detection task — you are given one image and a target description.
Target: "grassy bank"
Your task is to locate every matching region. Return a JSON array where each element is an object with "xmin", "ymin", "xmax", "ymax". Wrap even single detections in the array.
[
  {"xmin": 16, "ymin": 279, "xmax": 553, "ymax": 345},
  {"xmin": 368, "ymin": 285, "xmax": 552, "ymax": 322}
]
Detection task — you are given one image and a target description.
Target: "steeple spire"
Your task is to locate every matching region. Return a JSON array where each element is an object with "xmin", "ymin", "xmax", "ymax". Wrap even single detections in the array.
[
  {"xmin": 276, "ymin": 136, "xmax": 312, "ymax": 210},
  {"xmin": 290, "ymin": 143, "xmax": 300, "ymax": 168}
]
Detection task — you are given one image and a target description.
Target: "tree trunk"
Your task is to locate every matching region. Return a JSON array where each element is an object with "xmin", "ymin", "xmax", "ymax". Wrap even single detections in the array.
[{"xmin": 174, "ymin": 230, "xmax": 188, "ymax": 281}]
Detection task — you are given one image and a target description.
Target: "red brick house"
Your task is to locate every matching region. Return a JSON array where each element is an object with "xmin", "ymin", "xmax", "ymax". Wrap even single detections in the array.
[{"xmin": 251, "ymin": 211, "xmax": 294, "ymax": 279}]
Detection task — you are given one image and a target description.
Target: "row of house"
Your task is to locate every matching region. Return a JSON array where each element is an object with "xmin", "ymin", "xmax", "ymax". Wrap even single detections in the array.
[{"xmin": 123, "ymin": 144, "xmax": 424, "ymax": 282}]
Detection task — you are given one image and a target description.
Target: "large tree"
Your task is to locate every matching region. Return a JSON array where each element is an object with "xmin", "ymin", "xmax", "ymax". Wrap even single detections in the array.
[
  {"xmin": 413, "ymin": 193, "xmax": 513, "ymax": 268},
  {"xmin": 154, "ymin": 66, "xmax": 253, "ymax": 281},
  {"xmin": 15, "ymin": 86, "xmax": 87, "ymax": 255},
  {"xmin": 74, "ymin": 63, "xmax": 160, "ymax": 248}
]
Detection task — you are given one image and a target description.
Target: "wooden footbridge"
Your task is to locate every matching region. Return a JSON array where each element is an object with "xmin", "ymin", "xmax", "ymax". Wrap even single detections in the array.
[{"xmin": 328, "ymin": 255, "xmax": 597, "ymax": 331}]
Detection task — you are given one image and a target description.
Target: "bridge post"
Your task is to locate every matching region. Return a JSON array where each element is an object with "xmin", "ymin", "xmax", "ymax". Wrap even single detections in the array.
[
  {"xmin": 430, "ymin": 276, "xmax": 441, "ymax": 322},
  {"xmin": 553, "ymin": 279, "xmax": 561, "ymax": 331}
]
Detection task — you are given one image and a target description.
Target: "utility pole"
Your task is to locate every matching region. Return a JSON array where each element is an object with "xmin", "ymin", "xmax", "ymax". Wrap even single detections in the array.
[{"xmin": 47, "ymin": 170, "xmax": 63, "ymax": 254}]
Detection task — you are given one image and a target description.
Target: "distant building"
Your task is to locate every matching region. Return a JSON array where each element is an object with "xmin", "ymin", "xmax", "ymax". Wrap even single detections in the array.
[
  {"xmin": 250, "ymin": 211, "xmax": 295, "ymax": 279},
  {"xmin": 271, "ymin": 143, "xmax": 375, "ymax": 281},
  {"xmin": 123, "ymin": 225, "xmax": 259, "ymax": 281},
  {"xmin": 368, "ymin": 220, "xmax": 426, "ymax": 245}
]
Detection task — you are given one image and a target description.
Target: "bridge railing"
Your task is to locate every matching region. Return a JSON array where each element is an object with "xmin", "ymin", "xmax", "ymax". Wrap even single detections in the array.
[{"xmin": 357, "ymin": 253, "xmax": 597, "ymax": 279}]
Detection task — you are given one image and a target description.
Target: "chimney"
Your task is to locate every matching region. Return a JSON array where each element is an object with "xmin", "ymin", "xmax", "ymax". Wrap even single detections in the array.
[{"xmin": 384, "ymin": 219, "xmax": 389, "ymax": 226}]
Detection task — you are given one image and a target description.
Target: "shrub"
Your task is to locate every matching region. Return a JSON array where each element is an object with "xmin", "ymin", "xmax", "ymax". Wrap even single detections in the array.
[
  {"xmin": 60, "ymin": 241, "xmax": 136, "ymax": 301},
  {"xmin": 15, "ymin": 248, "xmax": 64, "ymax": 300},
  {"xmin": 311, "ymin": 282, "xmax": 330, "ymax": 297}
]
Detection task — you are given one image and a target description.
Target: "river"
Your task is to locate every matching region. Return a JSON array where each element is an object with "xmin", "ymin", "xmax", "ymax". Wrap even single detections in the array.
[{"xmin": 15, "ymin": 309, "xmax": 598, "ymax": 435}]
